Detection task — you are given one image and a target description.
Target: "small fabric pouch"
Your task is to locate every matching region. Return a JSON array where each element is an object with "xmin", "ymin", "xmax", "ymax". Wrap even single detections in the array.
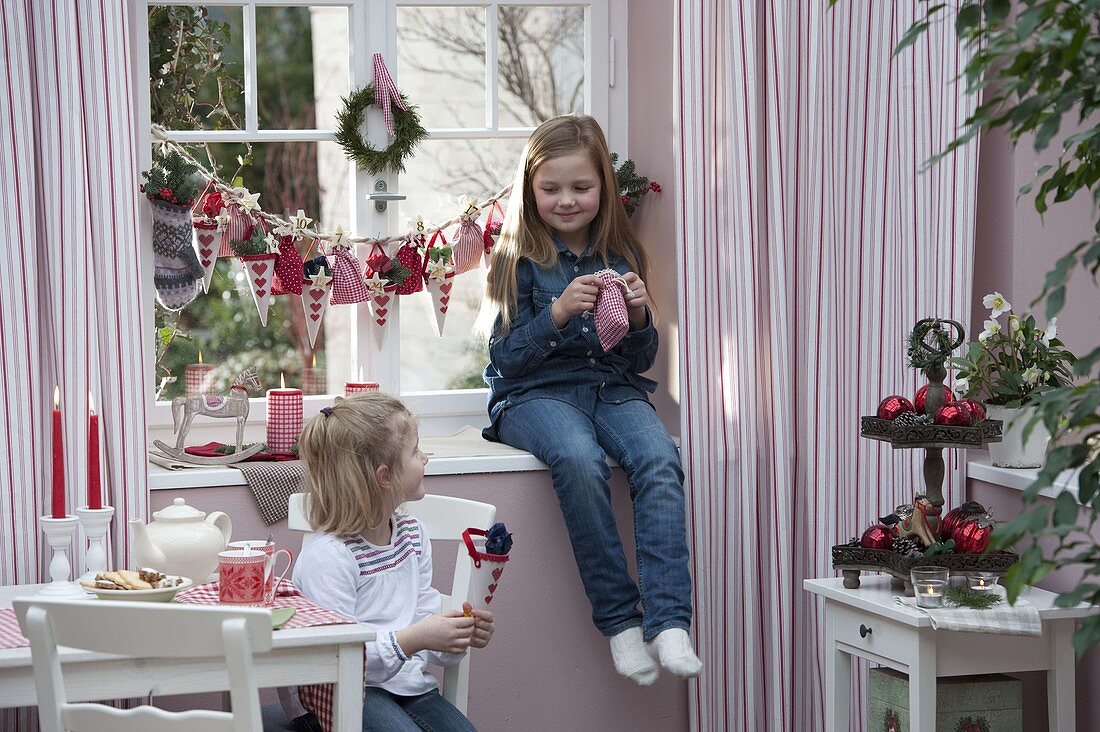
[
  {"xmin": 594, "ymin": 268, "xmax": 633, "ymax": 352},
  {"xmin": 453, "ymin": 204, "xmax": 484, "ymax": 275},
  {"xmin": 328, "ymin": 245, "xmax": 370, "ymax": 304}
]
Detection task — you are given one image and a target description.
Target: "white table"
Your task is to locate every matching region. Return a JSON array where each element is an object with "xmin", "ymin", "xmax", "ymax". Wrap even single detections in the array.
[
  {"xmin": 0, "ymin": 584, "xmax": 373, "ymax": 731},
  {"xmin": 805, "ymin": 576, "xmax": 1096, "ymax": 732}
]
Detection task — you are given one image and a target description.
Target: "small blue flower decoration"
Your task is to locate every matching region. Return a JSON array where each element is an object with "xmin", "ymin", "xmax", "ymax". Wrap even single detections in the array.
[{"xmin": 484, "ymin": 522, "xmax": 513, "ymax": 555}]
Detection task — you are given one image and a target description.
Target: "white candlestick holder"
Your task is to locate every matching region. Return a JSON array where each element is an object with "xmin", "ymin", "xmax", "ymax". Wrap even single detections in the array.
[
  {"xmin": 38, "ymin": 515, "xmax": 85, "ymax": 596},
  {"xmin": 76, "ymin": 505, "xmax": 114, "ymax": 582}
]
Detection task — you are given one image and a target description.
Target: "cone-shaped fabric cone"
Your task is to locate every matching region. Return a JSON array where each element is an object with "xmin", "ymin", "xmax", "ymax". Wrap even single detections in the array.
[
  {"xmin": 239, "ymin": 253, "xmax": 278, "ymax": 326},
  {"xmin": 192, "ymin": 220, "xmax": 219, "ymax": 293},
  {"xmin": 302, "ymin": 277, "xmax": 332, "ymax": 349},
  {"xmin": 368, "ymin": 286, "xmax": 396, "ymax": 348},
  {"xmin": 424, "ymin": 264, "xmax": 456, "ymax": 337}
]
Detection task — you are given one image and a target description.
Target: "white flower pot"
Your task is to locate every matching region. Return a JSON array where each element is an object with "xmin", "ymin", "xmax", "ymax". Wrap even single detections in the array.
[{"xmin": 986, "ymin": 405, "xmax": 1050, "ymax": 469}]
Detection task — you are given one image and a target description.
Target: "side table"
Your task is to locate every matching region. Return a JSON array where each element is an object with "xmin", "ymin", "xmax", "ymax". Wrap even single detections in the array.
[{"xmin": 804, "ymin": 576, "xmax": 1096, "ymax": 732}]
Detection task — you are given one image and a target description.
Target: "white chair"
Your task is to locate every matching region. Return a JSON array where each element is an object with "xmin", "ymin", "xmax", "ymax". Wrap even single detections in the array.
[
  {"xmin": 13, "ymin": 596, "xmax": 272, "ymax": 732},
  {"xmin": 288, "ymin": 491, "xmax": 496, "ymax": 715}
]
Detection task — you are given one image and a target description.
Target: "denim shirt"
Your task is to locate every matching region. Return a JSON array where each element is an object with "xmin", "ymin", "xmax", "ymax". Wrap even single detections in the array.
[{"xmin": 483, "ymin": 238, "xmax": 659, "ymax": 438}]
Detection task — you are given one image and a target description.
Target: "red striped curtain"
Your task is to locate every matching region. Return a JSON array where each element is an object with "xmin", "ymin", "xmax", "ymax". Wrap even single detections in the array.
[
  {"xmin": 675, "ymin": 2, "xmax": 978, "ymax": 730},
  {"xmin": 0, "ymin": 0, "xmax": 147, "ymax": 596}
]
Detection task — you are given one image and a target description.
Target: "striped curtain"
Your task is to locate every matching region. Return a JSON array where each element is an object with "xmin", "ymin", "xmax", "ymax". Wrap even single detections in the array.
[
  {"xmin": 0, "ymin": 0, "xmax": 146, "ymax": 602},
  {"xmin": 675, "ymin": 2, "xmax": 977, "ymax": 730}
]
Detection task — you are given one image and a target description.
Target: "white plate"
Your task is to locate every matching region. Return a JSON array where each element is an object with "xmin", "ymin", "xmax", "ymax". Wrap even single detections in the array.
[{"xmin": 89, "ymin": 576, "xmax": 193, "ymax": 602}]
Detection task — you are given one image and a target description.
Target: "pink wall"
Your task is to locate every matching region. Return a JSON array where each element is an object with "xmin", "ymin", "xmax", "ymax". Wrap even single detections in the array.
[{"xmin": 971, "ymin": 122, "xmax": 1100, "ymax": 730}]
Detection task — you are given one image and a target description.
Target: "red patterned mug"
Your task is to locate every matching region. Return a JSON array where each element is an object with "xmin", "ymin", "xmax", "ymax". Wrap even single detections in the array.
[
  {"xmin": 218, "ymin": 549, "xmax": 291, "ymax": 605},
  {"xmin": 227, "ymin": 540, "xmax": 293, "ymax": 598}
]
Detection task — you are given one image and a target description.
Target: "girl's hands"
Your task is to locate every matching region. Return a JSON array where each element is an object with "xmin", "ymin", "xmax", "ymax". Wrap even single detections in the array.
[
  {"xmin": 463, "ymin": 602, "xmax": 496, "ymax": 649},
  {"xmin": 620, "ymin": 272, "xmax": 650, "ymax": 330},
  {"xmin": 397, "ymin": 611, "xmax": 475, "ymax": 656},
  {"xmin": 550, "ymin": 274, "xmax": 602, "ymax": 329}
]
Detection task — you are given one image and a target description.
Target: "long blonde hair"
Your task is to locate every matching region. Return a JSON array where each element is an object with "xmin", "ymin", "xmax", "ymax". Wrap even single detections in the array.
[
  {"xmin": 298, "ymin": 392, "xmax": 416, "ymax": 536},
  {"xmin": 484, "ymin": 114, "xmax": 649, "ymax": 334}
]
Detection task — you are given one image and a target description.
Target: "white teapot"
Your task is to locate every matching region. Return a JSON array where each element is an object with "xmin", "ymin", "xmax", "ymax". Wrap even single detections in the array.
[{"xmin": 129, "ymin": 498, "xmax": 232, "ymax": 582}]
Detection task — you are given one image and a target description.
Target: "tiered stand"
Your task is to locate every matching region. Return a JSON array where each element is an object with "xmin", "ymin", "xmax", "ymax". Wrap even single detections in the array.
[{"xmin": 832, "ymin": 318, "xmax": 1018, "ymax": 594}]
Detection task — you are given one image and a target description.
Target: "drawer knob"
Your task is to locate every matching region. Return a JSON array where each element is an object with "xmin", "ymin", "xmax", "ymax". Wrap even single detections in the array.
[{"xmin": 859, "ymin": 624, "xmax": 872, "ymax": 638}]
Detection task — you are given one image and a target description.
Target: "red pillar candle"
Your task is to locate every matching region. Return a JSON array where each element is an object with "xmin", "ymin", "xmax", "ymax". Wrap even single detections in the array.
[
  {"xmin": 51, "ymin": 386, "xmax": 65, "ymax": 518},
  {"xmin": 345, "ymin": 381, "xmax": 380, "ymax": 397},
  {"xmin": 266, "ymin": 374, "xmax": 303, "ymax": 454},
  {"xmin": 185, "ymin": 350, "xmax": 215, "ymax": 396},
  {"xmin": 87, "ymin": 393, "xmax": 102, "ymax": 510}
]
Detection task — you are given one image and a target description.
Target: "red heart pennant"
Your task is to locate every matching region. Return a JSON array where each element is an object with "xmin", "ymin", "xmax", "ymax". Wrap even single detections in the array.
[
  {"xmin": 376, "ymin": 318, "xmax": 387, "ymax": 327},
  {"xmin": 310, "ymin": 313, "xmax": 320, "ymax": 321},
  {"xmin": 487, "ymin": 582, "xmax": 497, "ymax": 593},
  {"xmin": 201, "ymin": 259, "xmax": 212, "ymax": 267},
  {"xmin": 310, "ymin": 303, "xmax": 322, "ymax": 313},
  {"xmin": 375, "ymin": 308, "xmax": 388, "ymax": 318},
  {"xmin": 440, "ymin": 282, "xmax": 453, "ymax": 295},
  {"xmin": 251, "ymin": 263, "xmax": 267, "ymax": 275},
  {"xmin": 484, "ymin": 595, "xmax": 494, "ymax": 604},
  {"xmin": 491, "ymin": 568, "xmax": 503, "ymax": 580},
  {"xmin": 198, "ymin": 233, "xmax": 215, "ymax": 246},
  {"xmin": 309, "ymin": 288, "xmax": 324, "ymax": 299},
  {"xmin": 254, "ymin": 277, "xmax": 267, "ymax": 288},
  {"xmin": 374, "ymin": 295, "xmax": 390, "ymax": 307},
  {"xmin": 256, "ymin": 289, "xmax": 267, "ymax": 298}
]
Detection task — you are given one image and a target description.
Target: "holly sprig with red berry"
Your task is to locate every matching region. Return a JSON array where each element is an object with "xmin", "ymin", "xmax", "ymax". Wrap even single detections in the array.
[
  {"xmin": 140, "ymin": 147, "xmax": 201, "ymax": 207},
  {"xmin": 611, "ymin": 153, "xmax": 662, "ymax": 217}
]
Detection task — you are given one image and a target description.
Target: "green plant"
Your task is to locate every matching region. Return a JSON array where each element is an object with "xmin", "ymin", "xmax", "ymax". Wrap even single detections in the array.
[
  {"xmin": 140, "ymin": 147, "xmax": 201, "ymax": 206},
  {"xmin": 945, "ymin": 586, "xmax": 1004, "ymax": 610},
  {"xmin": 951, "ymin": 293, "xmax": 1076, "ymax": 406},
  {"xmin": 229, "ymin": 226, "xmax": 269, "ymax": 257},
  {"xmin": 611, "ymin": 153, "xmax": 661, "ymax": 217},
  {"xmin": 829, "ymin": 0, "xmax": 1100, "ymax": 657}
]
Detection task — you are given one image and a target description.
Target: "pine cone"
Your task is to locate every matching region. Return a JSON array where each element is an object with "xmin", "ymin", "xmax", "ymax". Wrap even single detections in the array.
[
  {"xmin": 893, "ymin": 412, "xmax": 920, "ymax": 427},
  {"xmin": 916, "ymin": 414, "xmax": 935, "ymax": 425}
]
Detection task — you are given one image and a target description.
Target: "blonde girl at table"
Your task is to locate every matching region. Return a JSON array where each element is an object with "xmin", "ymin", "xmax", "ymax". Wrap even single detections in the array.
[{"xmin": 294, "ymin": 393, "xmax": 495, "ymax": 732}]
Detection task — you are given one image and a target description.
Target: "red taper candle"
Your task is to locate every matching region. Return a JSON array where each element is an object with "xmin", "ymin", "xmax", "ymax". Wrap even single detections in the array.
[
  {"xmin": 51, "ymin": 386, "xmax": 65, "ymax": 518},
  {"xmin": 87, "ymin": 392, "xmax": 102, "ymax": 510}
]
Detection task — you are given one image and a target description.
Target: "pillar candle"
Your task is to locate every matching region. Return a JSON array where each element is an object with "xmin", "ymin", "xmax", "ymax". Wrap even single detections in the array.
[
  {"xmin": 345, "ymin": 381, "xmax": 380, "ymax": 397},
  {"xmin": 266, "ymin": 375, "xmax": 303, "ymax": 454},
  {"xmin": 87, "ymin": 393, "xmax": 102, "ymax": 510},
  {"xmin": 51, "ymin": 386, "xmax": 65, "ymax": 518},
  {"xmin": 185, "ymin": 350, "xmax": 215, "ymax": 397},
  {"xmin": 302, "ymin": 354, "xmax": 326, "ymax": 395}
]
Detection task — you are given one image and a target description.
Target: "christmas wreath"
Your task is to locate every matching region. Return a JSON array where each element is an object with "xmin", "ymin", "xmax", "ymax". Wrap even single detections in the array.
[{"xmin": 335, "ymin": 84, "xmax": 427, "ymax": 175}]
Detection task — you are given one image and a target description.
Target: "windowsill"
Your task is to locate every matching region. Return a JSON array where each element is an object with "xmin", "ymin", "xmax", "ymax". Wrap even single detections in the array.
[{"xmin": 966, "ymin": 454, "xmax": 1081, "ymax": 501}]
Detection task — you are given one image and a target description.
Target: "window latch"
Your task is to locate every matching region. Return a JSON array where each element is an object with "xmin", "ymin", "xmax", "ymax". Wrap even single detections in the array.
[{"xmin": 369, "ymin": 180, "xmax": 406, "ymax": 212}]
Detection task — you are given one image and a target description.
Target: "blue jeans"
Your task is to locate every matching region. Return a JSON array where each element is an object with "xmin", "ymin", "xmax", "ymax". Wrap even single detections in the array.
[
  {"xmin": 497, "ymin": 397, "xmax": 692, "ymax": 640},
  {"xmin": 361, "ymin": 687, "xmax": 475, "ymax": 732}
]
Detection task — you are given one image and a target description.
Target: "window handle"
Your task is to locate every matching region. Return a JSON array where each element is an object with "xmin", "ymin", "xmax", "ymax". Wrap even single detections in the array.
[{"xmin": 369, "ymin": 180, "xmax": 405, "ymax": 212}]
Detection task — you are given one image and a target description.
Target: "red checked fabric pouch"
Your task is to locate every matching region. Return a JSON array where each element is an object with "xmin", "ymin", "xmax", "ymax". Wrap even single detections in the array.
[{"xmin": 594, "ymin": 268, "xmax": 633, "ymax": 352}]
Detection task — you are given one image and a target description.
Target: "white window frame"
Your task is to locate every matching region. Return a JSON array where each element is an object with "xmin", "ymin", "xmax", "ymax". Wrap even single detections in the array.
[{"xmin": 136, "ymin": 0, "xmax": 627, "ymax": 437}]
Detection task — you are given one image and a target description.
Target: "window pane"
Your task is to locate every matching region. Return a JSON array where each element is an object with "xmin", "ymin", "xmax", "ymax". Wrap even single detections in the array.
[
  {"xmin": 396, "ymin": 137, "xmax": 527, "ymax": 391},
  {"xmin": 153, "ymin": 141, "xmax": 350, "ymax": 401},
  {"xmin": 257, "ymin": 7, "xmax": 350, "ymax": 130},
  {"xmin": 497, "ymin": 5, "xmax": 585, "ymax": 127},
  {"xmin": 397, "ymin": 7, "xmax": 486, "ymax": 129},
  {"xmin": 149, "ymin": 5, "xmax": 244, "ymax": 131}
]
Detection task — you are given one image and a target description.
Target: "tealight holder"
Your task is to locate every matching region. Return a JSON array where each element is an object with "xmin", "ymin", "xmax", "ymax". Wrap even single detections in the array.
[
  {"xmin": 38, "ymin": 515, "xmax": 85, "ymax": 596},
  {"xmin": 966, "ymin": 571, "xmax": 1000, "ymax": 593},
  {"xmin": 76, "ymin": 505, "xmax": 115, "ymax": 582},
  {"xmin": 910, "ymin": 565, "xmax": 948, "ymax": 608}
]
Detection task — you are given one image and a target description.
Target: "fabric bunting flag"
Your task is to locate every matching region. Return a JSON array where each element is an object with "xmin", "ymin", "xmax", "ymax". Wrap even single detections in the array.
[
  {"xmin": 423, "ymin": 231, "xmax": 455, "ymax": 337},
  {"xmin": 191, "ymin": 218, "xmax": 219, "ymax": 293},
  {"xmin": 301, "ymin": 261, "xmax": 333, "ymax": 349},
  {"xmin": 239, "ymin": 253, "xmax": 278, "ymax": 326}
]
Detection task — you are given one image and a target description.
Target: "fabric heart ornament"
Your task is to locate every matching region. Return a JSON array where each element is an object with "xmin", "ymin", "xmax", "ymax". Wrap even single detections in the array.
[
  {"xmin": 329, "ymin": 245, "xmax": 370, "ymax": 305},
  {"xmin": 452, "ymin": 203, "xmax": 484, "ymax": 275},
  {"xmin": 423, "ymin": 230, "xmax": 455, "ymax": 336},
  {"xmin": 272, "ymin": 236, "xmax": 305, "ymax": 296},
  {"xmin": 594, "ymin": 268, "xmax": 632, "ymax": 351}
]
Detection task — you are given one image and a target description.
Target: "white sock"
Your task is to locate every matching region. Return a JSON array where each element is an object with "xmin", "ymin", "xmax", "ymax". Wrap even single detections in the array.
[
  {"xmin": 646, "ymin": 628, "xmax": 702, "ymax": 678},
  {"xmin": 609, "ymin": 626, "xmax": 659, "ymax": 686}
]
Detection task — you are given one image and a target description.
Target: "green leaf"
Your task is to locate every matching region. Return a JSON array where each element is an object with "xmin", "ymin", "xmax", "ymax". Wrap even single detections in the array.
[
  {"xmin": 893, "ymin": 21, "xmax": 930, "ymax": 56},
  {"xmin": 1053, "ymin": 490, "xmax": 1081, "ymax": 527},
  {"xmin": 955, "ymin": 3, "xmax": 981, "ymax": 34}
]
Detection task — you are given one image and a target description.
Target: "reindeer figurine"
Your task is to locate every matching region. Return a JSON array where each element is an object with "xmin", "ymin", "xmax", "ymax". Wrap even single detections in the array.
[{"xmin": 152, "ymin": 367, "xmax": 266, "ymax": 465}]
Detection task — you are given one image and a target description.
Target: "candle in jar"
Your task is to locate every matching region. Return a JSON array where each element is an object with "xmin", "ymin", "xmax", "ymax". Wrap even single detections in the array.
[
  {"xmin": 51, "ymin": 386, "xmax": 65, "ymax": 518},
  {"xmin": 87, "ymin": 392, "xmax": 102, "ymax": 510},
  {"xmin": 266, "ymin": 373, "xmax": 303, "ymax": 454},
  {"xmin": 914, "ymin": 580, "xmax": 946, "ymax": 608},
  {"xmin": 185, "ymin": 350, "xmax": 215, "ymax": 396}
]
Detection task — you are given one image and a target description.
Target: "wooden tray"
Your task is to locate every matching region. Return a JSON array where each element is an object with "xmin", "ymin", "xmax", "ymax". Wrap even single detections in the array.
[{"xmin": 832, "ymin": 544, "xmax": 1019, "ymax": 595}]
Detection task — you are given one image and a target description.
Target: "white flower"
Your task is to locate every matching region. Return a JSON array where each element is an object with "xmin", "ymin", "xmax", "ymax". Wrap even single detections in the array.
[
  {"xmin": 978, "ymin": 319, "xmax": 1001, "ymax": 343},
  {"xmin": 983, "ymin": 291, "xmax": 1012, "ymax": 318},
  {"xmin": 1008, "ymin": 315, "xmax": 1021, "ymax": 340},
  {"xmin": 1041, "ymin": 317, "xmax": 1058, "ymax": 347},
  {"xmin": 1022, "ymin": 367, "xmax": 1042, "ymax": 386},
  {"xmin": 160, "ymin": 62, "xmax": 172, "ymax": 76},
  {"xmin": 952, "ymin": 377, "xmax": 970, "ymax": 396}
]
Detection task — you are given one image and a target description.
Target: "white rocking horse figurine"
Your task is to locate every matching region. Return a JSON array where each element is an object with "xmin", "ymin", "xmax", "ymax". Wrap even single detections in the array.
[{"xmin": 152, "ymin": 367, "xmax": 266, "ymax": 465}]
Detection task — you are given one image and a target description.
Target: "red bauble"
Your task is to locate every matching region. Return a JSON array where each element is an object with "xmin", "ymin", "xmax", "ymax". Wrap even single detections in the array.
[
  {"xmin": 876, "ymin": 395, "xmax": 915, "ymax": 420},
  {"xmin": 959, "ymin": 398, "xmax": 986, "ymax": 424},
  {"xmin": 952, "ymin": 518, "xmax": 994, "ymax": 554},
  {"xmin": 934, "ymin": 402, "xmax": 972, "ymax": 426},
  {"xmin": 914, "ymin": 384, "xmax": 954, "ymax": 414},
  {"xmin": 860, "ymin": 524, "xmax": 895, "ymax": 550},
  {"xmin": 938, "ymin": 501, "xmax": 986, "ymax": 541}
]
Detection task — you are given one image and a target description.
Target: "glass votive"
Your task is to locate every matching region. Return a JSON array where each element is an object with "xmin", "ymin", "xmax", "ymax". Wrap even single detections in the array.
[
  {"xmin": 966, "ymin": 571, "xmax": 999, "ymax": 593},
  {"xmin": 910, "ymin": 565, "xmax": 949, "ymax": 608}
]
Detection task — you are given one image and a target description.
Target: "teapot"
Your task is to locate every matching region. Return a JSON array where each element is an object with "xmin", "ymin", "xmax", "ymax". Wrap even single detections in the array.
[{"xmin": 129, "ymin": 498, "xmax": 232, "ymax": 582}]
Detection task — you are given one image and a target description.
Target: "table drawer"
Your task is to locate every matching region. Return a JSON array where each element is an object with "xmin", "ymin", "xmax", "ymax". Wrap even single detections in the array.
[{"xmin": 832, "ymin": 604, "xmax": 917, "ymax": 665}]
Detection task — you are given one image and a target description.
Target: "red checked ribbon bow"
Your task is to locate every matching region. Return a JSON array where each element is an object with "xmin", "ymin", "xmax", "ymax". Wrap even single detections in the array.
[{"xmin": 372, "ymin": 52, "xmax": 407, "ymax": 136}]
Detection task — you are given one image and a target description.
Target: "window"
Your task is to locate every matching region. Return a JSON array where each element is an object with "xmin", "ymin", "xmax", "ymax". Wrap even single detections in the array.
[{"xmin": 143, "ymin": 0, "xmax": 621, "ymax": 433}]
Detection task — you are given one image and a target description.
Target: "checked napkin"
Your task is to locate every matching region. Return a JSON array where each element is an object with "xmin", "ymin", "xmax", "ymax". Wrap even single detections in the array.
[
  {"xmin": 177, "ymin": 580, "xmax": 354, "ymax": 630},
  {"xmin": 233, "ymin": 460, "xmax": 305, "ymax": 525},
  {"xmin": 894, "ymin": 592, "xmax": 1042, "ymax": 636}
]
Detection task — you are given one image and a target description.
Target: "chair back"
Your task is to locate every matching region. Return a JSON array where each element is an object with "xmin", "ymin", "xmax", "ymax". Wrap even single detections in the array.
[
  {"xmin": 286, "ymin": 491, "xmax": 496, "ymax": 714},
  {"xmin": 13, "ymin": 597, "xmax": 271, "ymax": 732}
]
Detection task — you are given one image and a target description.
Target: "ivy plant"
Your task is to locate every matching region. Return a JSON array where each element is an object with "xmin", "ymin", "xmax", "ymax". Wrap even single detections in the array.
[{"xmin": 828, "ymin": 0, "xmax": 1100, "ymax": 656}]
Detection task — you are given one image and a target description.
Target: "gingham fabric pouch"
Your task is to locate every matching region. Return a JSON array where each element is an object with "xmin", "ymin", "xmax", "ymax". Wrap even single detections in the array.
[
  {"xmin": 594, "ymin": 268, "xmax": 632, "ymax": 352},
  {"xmin": 329, "ymin": 245, "xmax": 370, "ymax": 305}
]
